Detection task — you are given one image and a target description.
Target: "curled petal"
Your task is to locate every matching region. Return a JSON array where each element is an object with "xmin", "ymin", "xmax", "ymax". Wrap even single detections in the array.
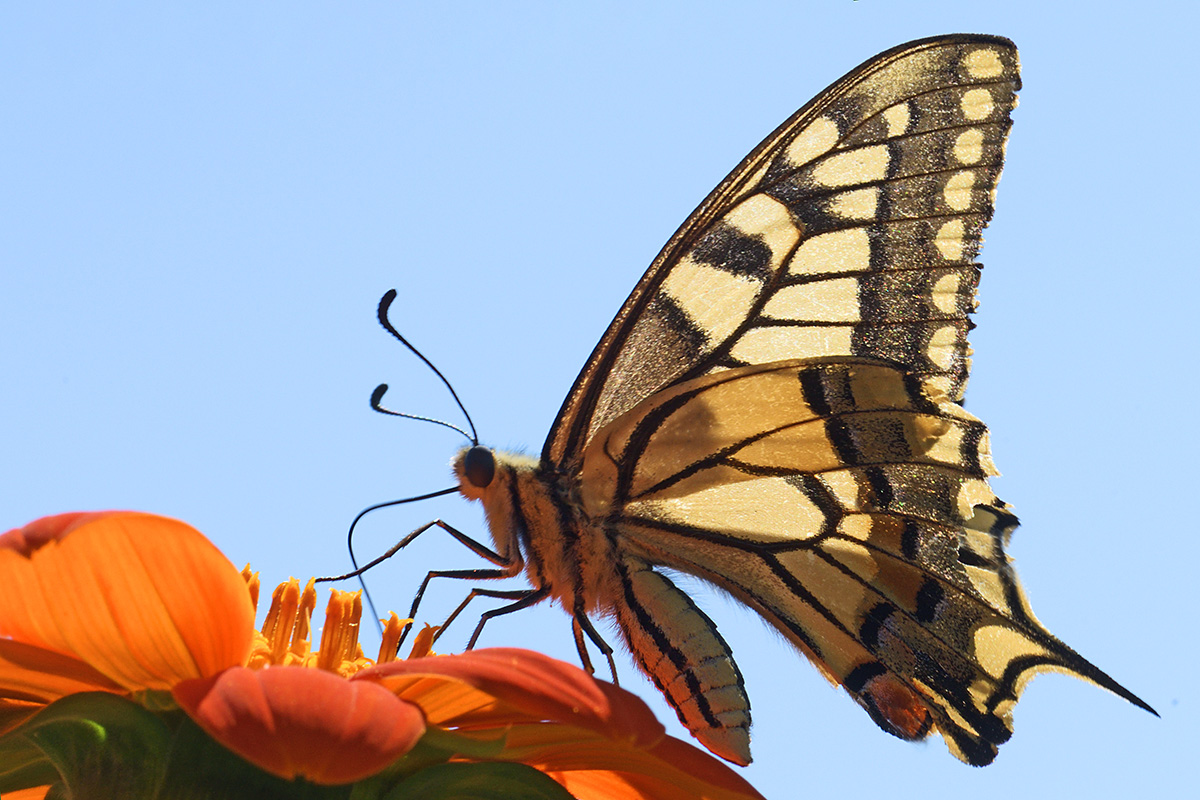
[
  {"xmin": 0, "ymin": 513, "xmax": 116, "ymax": 555},
  {"xmin": 362, "ymin": 648, "xmax": 664, "ymax": 747},
  {"xmin": 0, "ymin": 639, "xmax": 124, "ymax": 708},
  {"xmin": 173, "ymin": 666, "xmax": 426, "ymax": 785},
  {"xmin": 499, "ymin": 723, "xmax": 766, "ymax": 800},
  {"xmin": 0, "ymin": 513, "xmax": 254, "ymax": 692}
]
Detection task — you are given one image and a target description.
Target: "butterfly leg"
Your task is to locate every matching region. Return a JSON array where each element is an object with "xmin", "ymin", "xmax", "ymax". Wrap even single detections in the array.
[
  {"xmin": 429, "ymin": 586, "xmax": 539, "ymax": 645},
  {"xmin": 571, "ymin": 618, "xmax": 595, "ymax": 674},
  {"xmin": 329, "ymin": 519, "xmax": 513, "ymax": 582},
  {"xmin": 391, "ymin": 520, "xmax": 525, "ymax": 650},
  {"xmin": 572, "ymin": 611, "xmax": 619, "ymax": 685},
  {"xmin": 463, "ymin": 585, "xmax": 552, "ymax": 649}
]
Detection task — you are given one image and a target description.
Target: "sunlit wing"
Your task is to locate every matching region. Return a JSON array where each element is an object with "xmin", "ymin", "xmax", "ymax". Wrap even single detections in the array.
[
  {"xmin": 547, "ymin": 35, "xmax": 1019, "ymax": 468},
  {"xmin": 578, "ymin": 358, "xmax": 1152, "ymax": 765},
  {"xmin": 437, "ymin": 33, "xmax": 1154, "ymax": 771}
]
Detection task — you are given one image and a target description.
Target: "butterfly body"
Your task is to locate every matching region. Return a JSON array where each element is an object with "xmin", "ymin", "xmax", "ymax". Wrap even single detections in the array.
[
  {"xmin": 439, "ymin": 34, "xmax": 1152, "ymax": 767},
  {"xmin": 456, "ymin": 441, "xmax": 755, "ymax": 763}
]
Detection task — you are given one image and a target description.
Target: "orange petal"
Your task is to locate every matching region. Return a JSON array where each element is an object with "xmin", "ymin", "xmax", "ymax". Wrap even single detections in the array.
[
  {"xmin": 362, "ymin": 648, "xmax": 664, "ymax": 747},
  {"xmin": 373, "ymin": 672, "xmax": 508, "ymax": 726},
  {"xmin": 0, "ymin": 512, "xmax": 117, "ymax": 555},
  {"xmin": 497, "ymin": 724, "xmax": 766, "ymax": 800},
  {"xmin": 0, "ymin": 639, "xmax": 124, "ymax": 705},
  {"xmin": 0, "ymin": 787, "xmax": 50, "ymax": 800},
  {"xmin": 0, "ymin": 512, "xmax": 255, "ymax": 691},
  {"xmin": 173, "ymin": 665, "xmax": 426, "ymax": 785},
  {"xmin": 0, "ymin": 698, "xmax": 46, "ymax": 739}
]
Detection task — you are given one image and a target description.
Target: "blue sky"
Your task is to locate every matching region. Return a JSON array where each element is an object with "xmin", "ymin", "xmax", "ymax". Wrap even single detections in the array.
[{"xmin": 2, "ymin": 2, "xmax": 1194, "ymax": 797}]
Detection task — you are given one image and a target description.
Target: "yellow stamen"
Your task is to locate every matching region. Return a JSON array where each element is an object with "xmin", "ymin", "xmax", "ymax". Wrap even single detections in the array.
[
  {"xmin": 407, "ymin": 624, "xmax": 441, "ymax": 660},
  {"xmin": 376, "ymin": 613, "xmax": 414, "ymax": 664},
  {"xmin": 317, "ymin": 589, "xmax": 362, "ymax": 674},
  {"xmin": 291, "ymin": 580, "xmax": 317, "ymax": 661},
  {"xmin": 262, "ymin": 578, "xmax": 301, "ymax": 663},
  {"xmin": 241, "ymin": 565, "xmax": 260, "ymax": 611},
  {"xmin": 245, "ymin": 575, "xmax": 429, "ymax": 675}
]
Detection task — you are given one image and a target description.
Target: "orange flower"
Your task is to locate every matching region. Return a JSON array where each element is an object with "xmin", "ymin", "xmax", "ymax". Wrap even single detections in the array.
[
  {"xmin": 0, "ymin": 512, "xmax": 765, "ymax": 799},
  {"xmin": 368, "ymin": 649, "xmax": 765, "ymax": 800}
]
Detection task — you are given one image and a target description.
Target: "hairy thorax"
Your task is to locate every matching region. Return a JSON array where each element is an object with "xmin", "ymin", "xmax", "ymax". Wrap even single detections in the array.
[{"xmin": 454, "ymin": 446, "xmax": 621, "ymax": 616}]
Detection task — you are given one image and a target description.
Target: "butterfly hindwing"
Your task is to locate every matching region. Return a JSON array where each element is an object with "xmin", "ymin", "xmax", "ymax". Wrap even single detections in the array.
[{"xmin": 578, "ymin": 358, "xmax": 1147, "ymax": 764}]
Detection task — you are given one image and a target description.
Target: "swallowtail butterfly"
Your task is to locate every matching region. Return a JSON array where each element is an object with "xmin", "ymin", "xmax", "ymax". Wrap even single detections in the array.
[{"xmin": 395, "ymin": 34, "xmax": 1153, "ymax": 767}]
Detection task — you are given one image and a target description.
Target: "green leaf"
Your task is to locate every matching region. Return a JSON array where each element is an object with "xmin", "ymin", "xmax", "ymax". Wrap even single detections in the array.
[
  {"xmin": 382, "ymin": 762, "xmax": 577, "ymax": 800},
  {"xmin": 156, "ymin": 712, "xmax": 351, "ymax": 800},
  {"xmin": 0, "ymin": 729, "xmax": 60, "ymax": 793},
  {"xmin": 342, "ymin": 726, "xmax": 507, "ymax": 799},
  {"xmin": 0, "ymin": 693, "xmax": 566, "ymax": 800},
  {"xmin": 1, "ymin": 691, "xmax": 171, "ymax": 799},
  {"xmin": 0, "ymin": 695, "xmax": 353, "ymax": 800}
]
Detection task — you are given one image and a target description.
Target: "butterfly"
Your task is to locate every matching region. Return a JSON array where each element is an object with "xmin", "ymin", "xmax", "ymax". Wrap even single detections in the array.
[{"xmin": 386, "ymin": 33, "xmax": 1154, "ymax": 767}]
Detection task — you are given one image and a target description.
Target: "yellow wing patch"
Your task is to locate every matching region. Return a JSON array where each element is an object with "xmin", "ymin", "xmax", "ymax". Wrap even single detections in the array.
[{"xmin": 544, "ymin": 37, "xmax": 1024, "ymax": 465}]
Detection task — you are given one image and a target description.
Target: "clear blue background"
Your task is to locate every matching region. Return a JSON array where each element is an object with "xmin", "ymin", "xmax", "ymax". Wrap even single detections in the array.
[{"xmin": 2, "ymin": 2, "xmax": 1193, "ymax": 797}]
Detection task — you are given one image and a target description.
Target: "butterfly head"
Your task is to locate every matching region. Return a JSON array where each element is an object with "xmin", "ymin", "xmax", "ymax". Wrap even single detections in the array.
[
  {"xmin": 459, "ymin": 445, "xmax": 496, "ymax": 493},
  {"xmin": 452, "ymin": 444, "xmax": 539, "ymax": 502},
  {"xmin": 452, "ymin": 445, "xmax": 540, "ymax": 567}
]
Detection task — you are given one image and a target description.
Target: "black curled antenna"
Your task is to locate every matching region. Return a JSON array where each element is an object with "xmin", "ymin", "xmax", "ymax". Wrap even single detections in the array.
[
  {"xmin": 333, "ymin": 289, "xmax": 480, "ymax": 633},
  {"xmin": 371, "ymin": 289, "xmax": 478, "ymax": 445}
]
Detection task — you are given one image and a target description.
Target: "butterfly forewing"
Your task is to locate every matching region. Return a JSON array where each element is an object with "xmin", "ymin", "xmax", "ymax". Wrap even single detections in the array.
[{"xmin": 546, "ymin": 36, "xmax": 1019, "ymax": 467}]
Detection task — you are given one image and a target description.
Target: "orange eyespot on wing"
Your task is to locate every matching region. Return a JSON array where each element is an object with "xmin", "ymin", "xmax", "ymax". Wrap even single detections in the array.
[{"xmin": 853, "ymin": 670, "xmax": 934, "ymax": 742}]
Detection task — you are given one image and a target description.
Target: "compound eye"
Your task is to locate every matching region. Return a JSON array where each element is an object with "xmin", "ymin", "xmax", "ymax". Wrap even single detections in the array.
[{"xmin": 463, "ymin": 446, "xmax": 496, "ymax": 488}]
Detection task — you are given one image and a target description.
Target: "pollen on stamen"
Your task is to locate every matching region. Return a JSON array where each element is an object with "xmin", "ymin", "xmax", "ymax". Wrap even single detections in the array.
[
  {"xmin": 405, "ymin": 623, "xmax": 442, "ymax": 661},
  {"xmin": 376, "ymin": 613, "xmax": 412, "ymax": 664},
  {"xmin": 244, "ymin": 576, "xmax": 420, "ymax": 675},
  {"xmin": 317, "ymin": 588, "xmax": 372, "ymax": 676},
  {"xmin": 255, "ymin": 577, "xmax": 314, "ymax": 665},
  {"xmin": 293, "ymin": 580, "xmax": 317, "ymax": 658}
]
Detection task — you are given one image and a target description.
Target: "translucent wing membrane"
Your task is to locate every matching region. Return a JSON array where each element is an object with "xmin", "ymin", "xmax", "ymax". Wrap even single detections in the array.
[
  {"xmin": 580, "ymin": 359, "xmax": 1151, "ymax": 764},
  {"xmin": 547, "ymin": 35, "xmax": 1019, "ymax": 467}
]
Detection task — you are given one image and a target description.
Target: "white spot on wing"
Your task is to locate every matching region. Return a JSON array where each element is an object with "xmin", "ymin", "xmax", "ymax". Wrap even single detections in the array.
[
  {"xmin": 931, "ymin": 272, "xmax": 961, "ymax": 314},
  {"xmin": 828, "ymin": 187, "xmax": 878, "ymax": 220},
  {"xmin": 926, "ymin": 324, "xmax": 960, "ymax": 369},
  {"xmin": 883, "ymin": 103, "xmax": 911, "ymax": 137},
  {"xmin": 960, "ymin": 88, "xmax": 994, "ymax": 121},
  {"xmin": 638, "ymin": 478, "xmax": 828, "ymax": 544},
  {"xmin": 661, "ymin": 259, "xmax": 763, "ymax": 345},
  {"xmin": 953, "ymin": 129, "xmax": 985, "ymax": 165},
  {"xmin": 763, "ymin": 278, "xmax": 861, "ymax": 323},
  {"xmin": 935, "ymin": 219, "xmax": 965, "ymax": 261},
  {"xmin": 943, "ymin": 171, "xmax": 975, "ymax": 211},
  {"xmin": 788, "ymin": 228, "xmax": 871, "ymax": 275},
  {"xmin": 810, "ymin": 145, "xmax": 891, "ymax": 188},
  {"xmin": 818, "ymin": 470, "xmax": 859, "ymax": 509},
  {"xmin": 785, "ymin": 117, "xmax": 840, "ymax": 167},
  {"xmin": 730, "ymin": 324, "xmax": 853, "ymax": 363},
  {"xmin": 838, "ymin": 515, "xmax": 874, "ymax": 541},
  {"xmin": 964, "ymin": 48, "xmax": 1004, "ymax": 79}
]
